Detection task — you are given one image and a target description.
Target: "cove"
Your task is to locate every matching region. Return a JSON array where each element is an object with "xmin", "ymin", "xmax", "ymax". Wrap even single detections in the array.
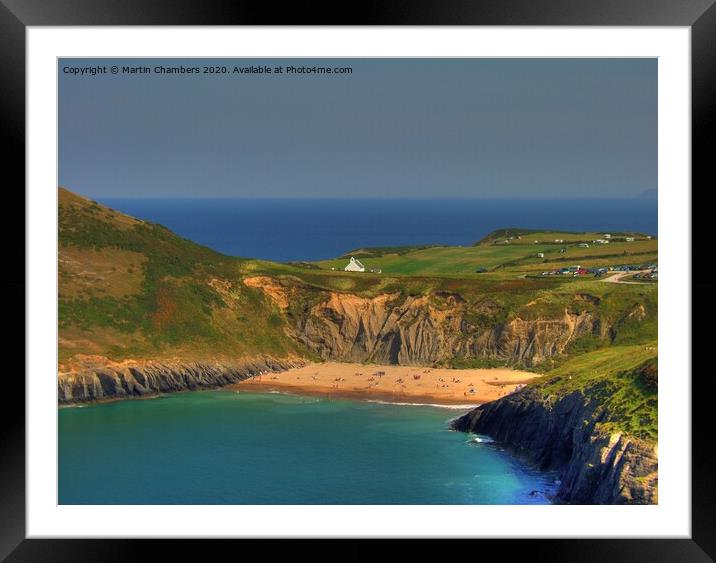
[{"xmin": 58, "ymin": 390, "xmax": 556, "ymax": 505}]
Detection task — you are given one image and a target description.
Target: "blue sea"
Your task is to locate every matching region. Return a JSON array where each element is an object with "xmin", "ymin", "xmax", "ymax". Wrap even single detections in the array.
[
  {"xmin": 59, "ymin": 391, "xmax": 556, "ymax": 505},
  {"xmin": 101, "ymin": 197, "xmax": 657, "ymax": 262}
]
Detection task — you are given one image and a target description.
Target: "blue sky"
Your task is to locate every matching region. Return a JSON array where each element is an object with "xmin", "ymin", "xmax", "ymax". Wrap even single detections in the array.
[{"xmin": 59, "ymin": 58, "xmax": 656, "ymax": 199}]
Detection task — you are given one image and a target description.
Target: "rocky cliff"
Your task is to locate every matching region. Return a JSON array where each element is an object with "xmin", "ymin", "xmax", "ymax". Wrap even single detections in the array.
[
  {"xmin": 248, "ymin": 278, "xmax": 621, "ymax": 367},
  {"xmin": 58, "ymin": 356, "xmax": 305, "ymax": 404},
  {"xmin": 451, "ymin": 385, "xmax": 658, "ymax": 504}
]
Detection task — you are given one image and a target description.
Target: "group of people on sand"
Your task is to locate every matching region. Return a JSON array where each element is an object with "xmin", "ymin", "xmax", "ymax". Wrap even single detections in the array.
[{"xmin": 254, "ymin": 366, "xmax": 526, "ymax": 402}]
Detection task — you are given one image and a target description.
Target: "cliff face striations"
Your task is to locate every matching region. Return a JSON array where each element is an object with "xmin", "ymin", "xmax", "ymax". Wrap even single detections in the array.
[
  {"xmin": 451, "ymin": 384, "xmax": 658, "ymax": 504},
  {"xmin": 264, "ymin": 286, "xmax": 622, "ymax": 367},
  {"xmin": 58, "ymin": 356, "xmax": 305, "ymax": 404}
]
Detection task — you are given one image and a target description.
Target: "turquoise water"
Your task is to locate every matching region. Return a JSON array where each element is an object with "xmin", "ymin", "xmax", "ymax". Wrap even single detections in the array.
[{"xmin": 58, "ymin": 391, "xmax": 556, "ymax": 505}]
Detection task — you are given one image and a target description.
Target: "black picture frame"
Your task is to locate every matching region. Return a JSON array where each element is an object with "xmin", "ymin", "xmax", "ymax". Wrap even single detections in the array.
[{"xmin": 2, "ymin": 1, "xmax": 713, "ymax": 560}]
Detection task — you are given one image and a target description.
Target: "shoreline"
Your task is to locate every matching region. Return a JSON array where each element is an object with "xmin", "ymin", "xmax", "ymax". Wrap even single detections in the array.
[
  {"xmin": 230, "ymin": 382, "xmax": 484, "ymax": 408},
  {"xmin": 229, "ymin": 362, "xmax": 539, "ymax": 406}
]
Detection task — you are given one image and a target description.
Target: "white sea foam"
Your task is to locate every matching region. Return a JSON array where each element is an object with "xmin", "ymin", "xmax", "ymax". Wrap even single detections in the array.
[
  {"xmin": 366, "ymin": 399, "xmax": 479, "ymax": 410},
  {"xmin": 471, "ymin": 435, "xmax": 495, "ymax": 444},
  {"xmin": 235, "ymin": 389, "xmax": 476, "ymax": 409}
]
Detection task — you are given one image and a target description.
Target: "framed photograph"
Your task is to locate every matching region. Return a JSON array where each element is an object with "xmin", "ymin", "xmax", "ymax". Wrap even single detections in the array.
[{"xmin": 4, "ymin": 0, "xmax": 714, "ymax": 560}]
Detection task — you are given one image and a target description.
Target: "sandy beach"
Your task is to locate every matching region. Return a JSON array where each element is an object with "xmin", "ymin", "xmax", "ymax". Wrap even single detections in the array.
[{"xmin": 229, "ymin": 362, "xmax": 539, "ymax": 405}]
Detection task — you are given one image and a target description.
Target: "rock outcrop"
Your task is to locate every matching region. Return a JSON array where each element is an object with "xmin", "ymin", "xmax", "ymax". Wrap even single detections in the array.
[
  {"xmin": 451, "ymin": 388, "xmax": 658, "ymax": 504},
  {"xmin": 288, "ymin": 290, "xmax": 606, "ymax": 367},
  {"xmin": 58, "ymin": 356, "xmax": 305, "ymax": 404}
]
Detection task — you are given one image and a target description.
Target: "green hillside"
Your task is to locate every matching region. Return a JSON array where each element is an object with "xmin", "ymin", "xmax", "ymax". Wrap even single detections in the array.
[
  {"xmin": 58, "ymin": 188, "xmax": 305, "ymax": 362},
  {"xmin": 535, "ymin": 344, "xmax": 658, "ymax": 440}
]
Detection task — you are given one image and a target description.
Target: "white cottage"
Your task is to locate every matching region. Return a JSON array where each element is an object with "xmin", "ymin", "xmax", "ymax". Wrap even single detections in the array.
[{"xmin": 344, "ymin": 257, "xmax": 366, "ymax": 272}]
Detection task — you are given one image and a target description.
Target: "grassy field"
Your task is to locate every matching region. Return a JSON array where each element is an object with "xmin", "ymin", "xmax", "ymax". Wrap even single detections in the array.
[
  {"xmin": 476, "ymin": 228, "xmax": 652, "ymax": 245},
  {"xmin": 312, "ymin": 237, "xmax": 657, "ymax": 276}
]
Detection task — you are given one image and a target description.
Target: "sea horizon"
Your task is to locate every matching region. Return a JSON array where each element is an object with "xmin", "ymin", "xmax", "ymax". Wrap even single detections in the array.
[{"xmin": 98, "ymin": 196, "xmax": 658, "ymax": 263}]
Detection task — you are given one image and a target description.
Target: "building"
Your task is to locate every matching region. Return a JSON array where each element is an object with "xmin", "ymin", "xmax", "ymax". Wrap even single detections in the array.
[
  {"xmin": 604, "ymin": 234, "xmax": 612, "ymax": 239},
  {"xmin": 344, "ymin": 257, "xmax": 365, "ymax": 272}
]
